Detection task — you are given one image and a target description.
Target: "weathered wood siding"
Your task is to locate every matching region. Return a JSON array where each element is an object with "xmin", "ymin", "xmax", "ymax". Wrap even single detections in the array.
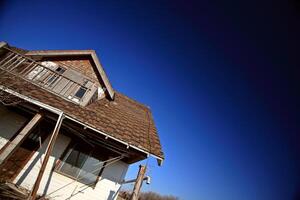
[{"xmin": 13, "ymin": 134, "xmax": 129, "ymax": 200}]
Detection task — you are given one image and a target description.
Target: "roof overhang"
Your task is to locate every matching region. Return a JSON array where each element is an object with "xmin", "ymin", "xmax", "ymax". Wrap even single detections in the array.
[
  {"xmin": 25, "ymin": 50, "xmax": 115, "ymax": 100},
  {"xmin": 0, "ymin": 86, "xmax": 163, "ymax": 166}
]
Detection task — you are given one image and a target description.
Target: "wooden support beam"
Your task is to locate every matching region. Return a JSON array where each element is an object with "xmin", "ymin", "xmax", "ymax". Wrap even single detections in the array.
[
  {"xmin": 29, "ymin": 113, "xmax": 64, "ymax": 200},
  {"xmin": 0, "ymin": 113, "xmax": 43, "ymax": 166},
  {"xmin": 130, "ymin": 165, "xmax": 147, "ymax": 200}
]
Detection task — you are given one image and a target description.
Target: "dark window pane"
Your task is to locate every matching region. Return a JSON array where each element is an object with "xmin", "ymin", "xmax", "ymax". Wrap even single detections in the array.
[
  {"xmin": 74, "ymin": 87, "xmax": 86, "ymax": 99},
  {"xmin": 58, "ymin": 145, "xmax": 89, "ymax": 178},
  {"xmin": 56, "ymin": 67, "xmax": 66, "ymax": 74},
  {"xmin": 57, "ymin": 143, "xmax": 106, "ymax": 185},
  {"xmin": 78, "ymin": 156, "xmax": 103, "ymax": 185}
]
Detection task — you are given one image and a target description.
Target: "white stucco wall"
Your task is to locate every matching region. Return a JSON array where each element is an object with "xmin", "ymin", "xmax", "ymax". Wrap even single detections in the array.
[
  {"xmin": 13, "ymin": 134, "xmax": 129, "ymax": 200},
  {"xmin": 0, "ymin": 105, "xmax": 27, "ymax": 149}
]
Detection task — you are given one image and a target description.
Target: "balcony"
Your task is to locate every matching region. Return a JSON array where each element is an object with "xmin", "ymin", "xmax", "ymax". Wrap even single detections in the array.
[{"xmin": 0, "ymin": 46, "xmax": 98, "ymax": 106}]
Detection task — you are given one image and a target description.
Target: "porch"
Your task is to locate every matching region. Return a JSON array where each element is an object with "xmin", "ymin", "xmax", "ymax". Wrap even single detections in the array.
[{"xmin": 0, "ymin": 103, "xmax": 144, "ymax": 200}]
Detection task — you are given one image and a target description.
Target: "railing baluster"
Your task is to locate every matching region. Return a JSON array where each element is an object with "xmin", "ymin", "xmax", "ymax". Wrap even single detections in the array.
[
  {"xmin": 43, "ymin": 72, "xmax": 55, "ymax": 86},
  {"xmin": 3, "ymin": 47, "xmax": 92, "ymax": 90},
  {"xmin": 0, "ymin": 47, "xmax": 95, "ymax": 104},
  {"xmin": 0, "ymin": 53, "xmax": 14, "ymax": 66},
  {"xmin": 38, "ymin": 69, "xmax": 50, "ymax": 83},
  {"xmin": 31, "ymin": 68, "xmax": 45, "ymax": 81},
  {"xmin": 0, "ymin": 54, "xmax": 18, "ymax": 68},
  {"xmin": 19, "ymin": 62, "xmax": 35, "ymax": 75},
  {"xmin": 49, "ymin": 76, "xmax": 63, "ymax": 89},
  {"xmin": 23, "ymin": 63, "xmax": 38, "ymax": 76},
  {"xmin": 39, "ymin": 70, "xmax": 52, "ymax": 84},
  {"xmin": 9, "ymin": 58, "xmax": 26, "ymax": 72},
  {"xmin": 6, "ymin": 56, "xmax": 23, "ymax": 70}
]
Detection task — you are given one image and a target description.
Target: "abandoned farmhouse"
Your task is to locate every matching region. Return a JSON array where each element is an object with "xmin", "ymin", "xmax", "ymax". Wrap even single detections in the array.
[{"xmin": 0, "ymin": 41, "xmax": 164, "ymax": 200}]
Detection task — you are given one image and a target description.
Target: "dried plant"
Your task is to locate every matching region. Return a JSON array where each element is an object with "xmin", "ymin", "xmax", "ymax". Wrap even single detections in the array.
[{"xmin": 119, "ymin": 191, "xmax": 179, "ymax": 200}]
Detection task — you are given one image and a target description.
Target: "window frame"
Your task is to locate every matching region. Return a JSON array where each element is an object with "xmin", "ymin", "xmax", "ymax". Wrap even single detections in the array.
[
  {"xmin": 55, "ymin": 141, "xmax": 106, "ymax": 187},
  {"xmin": 70, "ymin": 79, "xmax": 89, "ymax": 103},
  {"xmin": 73, "ymin": 86, "xmax": 87, "ymax": 100}
]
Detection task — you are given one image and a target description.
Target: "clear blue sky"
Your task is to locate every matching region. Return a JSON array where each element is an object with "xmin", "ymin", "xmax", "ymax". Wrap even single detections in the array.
[{"xmin": 1, "ymin": 1, "xmax": 300, "ymax": 199}]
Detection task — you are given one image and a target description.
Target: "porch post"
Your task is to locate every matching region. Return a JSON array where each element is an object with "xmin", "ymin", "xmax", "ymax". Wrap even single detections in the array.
[
  {"xmin": 0, "ymin": 112, "xmax": 43, "ymax": 165},
  {"xmin": 130, "ymin": 165, "xmax": 147, "ymax": 200},
  {"xmin": 29, "ymin": 112, "xmax": 64, "ymax": 200}
]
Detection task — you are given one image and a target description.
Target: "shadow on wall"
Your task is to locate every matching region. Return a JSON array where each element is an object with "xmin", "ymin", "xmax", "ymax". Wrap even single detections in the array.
[
  {"xmin": 15, "ymin": 133, "xmax": 63, "ymax": 195},
  {"xmin": 108, "ymin": 190, "xmax": 116, "ymax": 200},
  {"xmin": 15, "ymin": 143, "xmax": 58, "ymax": 196},
  {"xmin": 108, "ymin": 186, "xmax": 122, "ymax": 200},
  {"xmin": 15, "ymin": 149, "xmax": 44, "ymax": 185},
  {"xmin": 0, "ymin": 105, "xmax": 28, "ymax": 148}
]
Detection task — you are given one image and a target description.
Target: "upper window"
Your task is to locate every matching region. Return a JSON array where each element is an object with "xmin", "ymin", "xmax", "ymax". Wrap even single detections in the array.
[
  {"xmin": 74, "ymin": 87, "xmax": 86, "ymax": 99},
  {"xmin": 71, "ymin": 80, "xmax": 89, "ymax": 103},
  {"xmin": 56, "ymin": 142, "xmax": 106, "ymax": 185}
]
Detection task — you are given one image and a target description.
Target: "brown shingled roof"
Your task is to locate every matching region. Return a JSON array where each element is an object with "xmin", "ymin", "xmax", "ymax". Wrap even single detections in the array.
[{"xmin": 1, "ymin": 46, "xmax": 164, "ymax": 160}]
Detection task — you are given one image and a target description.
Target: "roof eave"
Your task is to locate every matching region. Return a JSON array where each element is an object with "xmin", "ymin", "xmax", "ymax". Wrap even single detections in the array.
[{"xmin": 0, "ymin": 86, "xmax": 163, "ymax": 165}]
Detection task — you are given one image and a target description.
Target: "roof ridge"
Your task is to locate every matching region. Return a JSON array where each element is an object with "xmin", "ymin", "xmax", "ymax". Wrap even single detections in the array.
[{"xmin": 9, "ymin": 46, "xmax": 29, "ymax": 55}]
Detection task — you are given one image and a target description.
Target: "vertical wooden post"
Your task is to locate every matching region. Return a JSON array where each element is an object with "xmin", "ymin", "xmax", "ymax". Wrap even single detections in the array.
[
  {"xmin": 29, "ymin": 113, "xmax": 64, "ymax": 200},
  {"xmin": 0, "ymin": 113, "xmax": 43, "ymax": 165},
  {"xmin": 130, "ymin": 165, "xmax": 147, "ymax": 200}
]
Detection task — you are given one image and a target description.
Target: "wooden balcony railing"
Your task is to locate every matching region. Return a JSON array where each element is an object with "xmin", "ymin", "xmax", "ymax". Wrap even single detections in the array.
[{"xmin": 0, "ymin": 46, "xmax": 95, "ymax": 104}]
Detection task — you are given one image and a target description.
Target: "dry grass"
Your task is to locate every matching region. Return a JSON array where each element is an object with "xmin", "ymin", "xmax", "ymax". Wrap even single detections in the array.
[{"xmin": 118, "ymin": 191, "xmax": 179, "ymax": 200}]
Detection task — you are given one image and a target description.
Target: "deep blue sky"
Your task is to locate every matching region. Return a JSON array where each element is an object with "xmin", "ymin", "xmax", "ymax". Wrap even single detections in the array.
[{"xmin": 1, "ymin": 0, "xmax": 300, "ymax": 199}]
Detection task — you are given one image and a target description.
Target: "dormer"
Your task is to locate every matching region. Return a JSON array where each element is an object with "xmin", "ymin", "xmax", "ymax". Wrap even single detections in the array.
[
  {"xmin": 0, "ymin": 45, "xmax": 114, "ymax": 107},
  {"xmin": 26, "ymin": 50, "xmax": 114, "ymax": 106}
]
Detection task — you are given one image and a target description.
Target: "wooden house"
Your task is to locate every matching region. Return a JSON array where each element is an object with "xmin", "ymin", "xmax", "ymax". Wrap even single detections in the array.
[{"xmin": 0, "ymin": 42, "xmax": 164, "ymax": 200}]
